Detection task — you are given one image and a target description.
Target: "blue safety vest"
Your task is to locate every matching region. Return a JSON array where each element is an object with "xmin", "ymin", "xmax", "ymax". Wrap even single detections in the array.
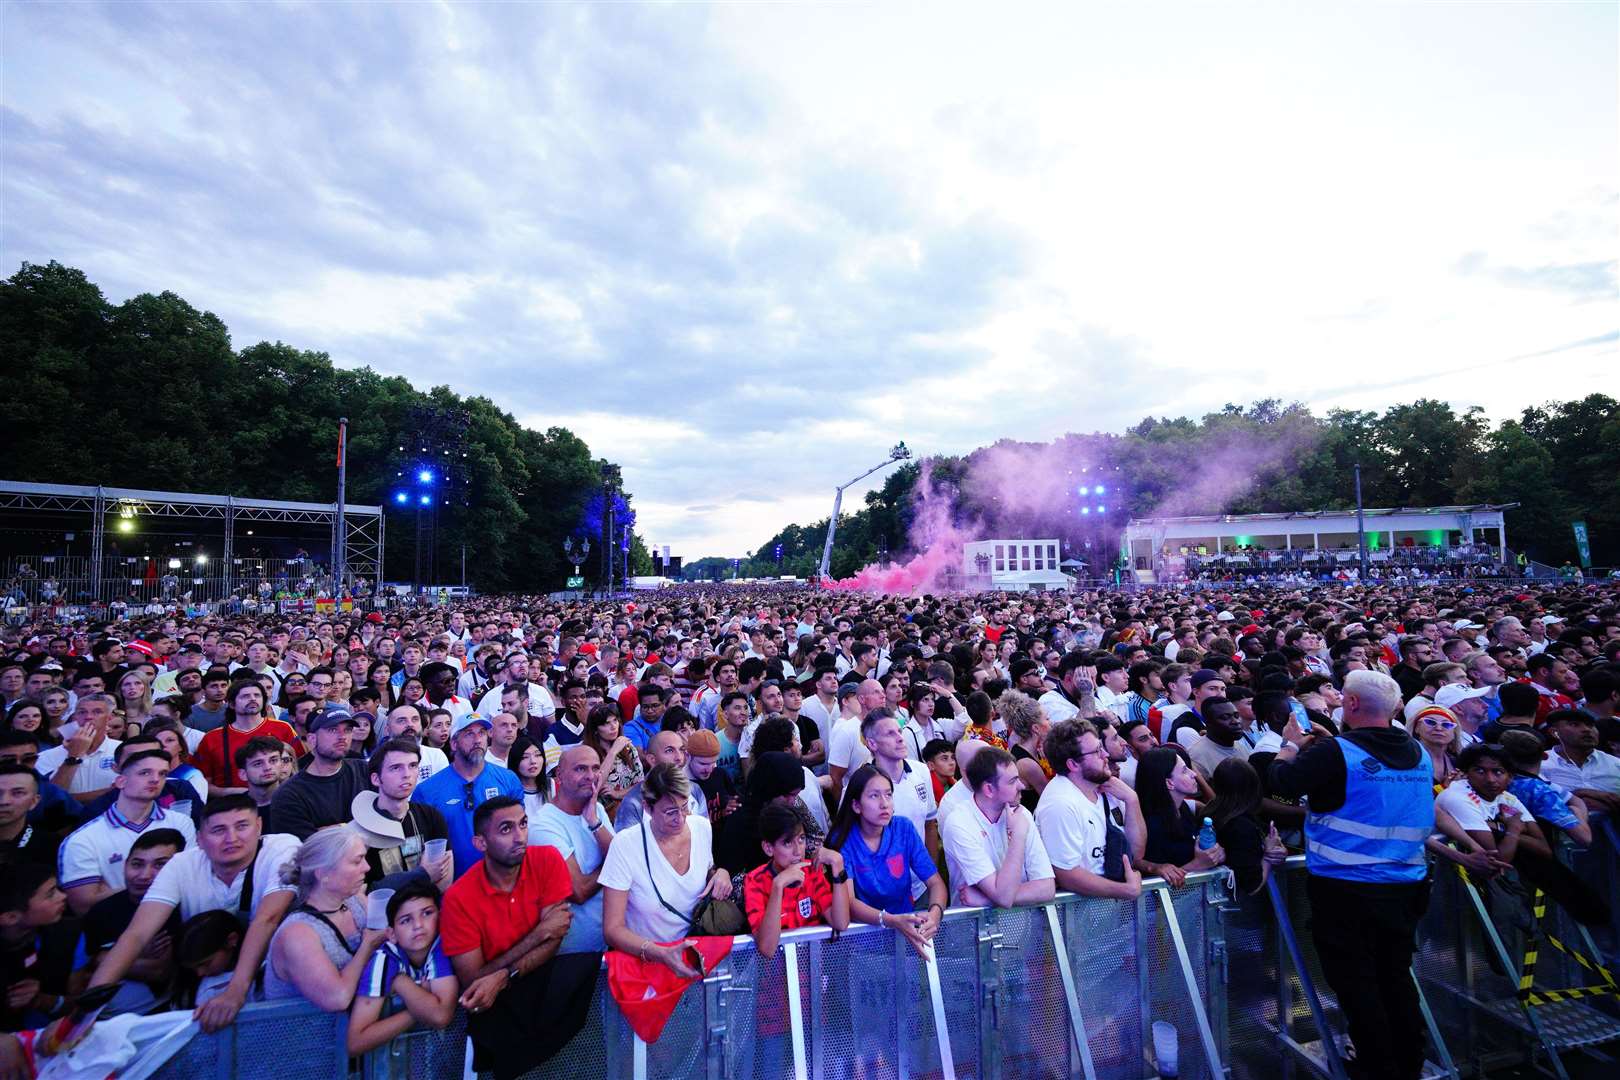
[{"xmin": 1305, "ymin": 737, "xmax": 1434, "ymax": 883}]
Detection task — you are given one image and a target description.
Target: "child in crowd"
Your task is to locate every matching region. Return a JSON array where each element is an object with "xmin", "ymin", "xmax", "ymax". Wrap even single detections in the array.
[
  {"xmin": 742, "ymin": 804, "xmax": 849, "ymax": 956},
  {"xmin": 347, "ymin": 876, "xmax": 458, "ymax": 1054},
  {"xmin": 174, "ymin": 910, "xmax": 247, "ymax": 1010},
  {"xmin": 922, "ymin": 739, "xmax": 957, "ymax": 803},
  {"xmin": 0, "ymin": 865, "xmax": 76, "ymax": 1033}
]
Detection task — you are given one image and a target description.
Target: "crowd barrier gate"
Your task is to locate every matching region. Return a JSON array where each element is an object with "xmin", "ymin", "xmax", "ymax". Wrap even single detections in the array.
[{"xmin": 137, "ymin": 847, "xmax": 1620, "ymax": 1080}]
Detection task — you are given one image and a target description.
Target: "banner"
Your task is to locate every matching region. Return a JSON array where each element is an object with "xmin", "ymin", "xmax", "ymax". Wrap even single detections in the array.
[{"xmin": 1572, "ymin": 521, "xmax": 1592, "ymax": 568}]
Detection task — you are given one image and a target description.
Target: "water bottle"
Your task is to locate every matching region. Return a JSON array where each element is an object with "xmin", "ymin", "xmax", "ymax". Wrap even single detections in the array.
[{"xmin": 1197, "ymin": 817, "xmax": 1217, "ymax": 851}]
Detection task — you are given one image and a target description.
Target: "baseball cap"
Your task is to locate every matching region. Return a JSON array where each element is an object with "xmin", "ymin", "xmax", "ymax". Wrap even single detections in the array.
[
  {"xmin": 1434, "ymin": 684, "xmax": 1492, "ymax": 710},
  {"xmin": 450, "ymin": 711, "xmax": 492, "ymax": 739},
  {"xmin": 365, "ymin": 612, "xmax": 384, "ymax": 624},
  {"xmin": 1452, "ymin": 620, "xmax": 1481, "ymax": 631},
  {"xmin": 1215, "ymin": 611, "xmax": 1235, "ymax": 622},
  {"xmin": 1190, "ymin": 669, "xmax": 1225, "ymax": 689},
  {"xmin": 1540, "ymin": 615, "xmax": 1565, "ymax": 626},
  {"xmin": 685, "ymin": 730, "xmax": 721, "ymax": 757},
  {"xmin": 307, "ymin": 707, "xmax": 356, "ymax": 734}
]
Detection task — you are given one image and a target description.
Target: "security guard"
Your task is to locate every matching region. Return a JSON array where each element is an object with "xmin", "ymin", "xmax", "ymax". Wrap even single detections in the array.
[{"xmin": 1269, "ymin": 669, "xmax": 1435, "ymax": 1080}]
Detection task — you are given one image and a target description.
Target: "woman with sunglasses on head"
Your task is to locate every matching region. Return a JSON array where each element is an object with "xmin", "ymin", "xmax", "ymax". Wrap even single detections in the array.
[{"xmin": 277, "ymin": 672, "xmax": 309, "ymax": 712}]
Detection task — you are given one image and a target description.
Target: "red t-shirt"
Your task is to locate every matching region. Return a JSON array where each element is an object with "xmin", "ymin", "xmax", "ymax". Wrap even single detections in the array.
[
  {"xmin": 742, "ymin": 862, "xmax": 832, "ymax": 931},
  {"xmin": 191, "ymin": 718, "xmax": 306, "ymax": 788},
  {"xmin": 441, "ymin": 845, "xmax": 571, "ymax": 960}
]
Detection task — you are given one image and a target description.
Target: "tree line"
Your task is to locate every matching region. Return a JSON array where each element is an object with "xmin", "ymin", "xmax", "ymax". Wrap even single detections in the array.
[
  {"xmin": 0, "ymin": 261, "xmax": 651, "ymax": 591},
  {"xmin": 717, "ymin": 398, "xmax": 1620, "ymax": 580}
]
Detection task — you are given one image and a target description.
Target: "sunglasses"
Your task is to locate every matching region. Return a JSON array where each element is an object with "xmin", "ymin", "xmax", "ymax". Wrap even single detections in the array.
[
  {"xmin": 1419, "ymin": 715, "xmax": 1457, "ymax": 730},
  {"xmin": 463, "ymin": 780, "xmax": 476, "ymax": 812}
]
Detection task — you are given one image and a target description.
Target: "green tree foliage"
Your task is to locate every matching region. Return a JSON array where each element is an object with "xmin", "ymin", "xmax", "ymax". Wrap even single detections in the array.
[
  {"xmin": 0, "ymin": 262, "xmax": 640, "ymax": 591},
  {"xmin": 734, "ymin": 395, "xmax": 1620, "ymax": 572}
]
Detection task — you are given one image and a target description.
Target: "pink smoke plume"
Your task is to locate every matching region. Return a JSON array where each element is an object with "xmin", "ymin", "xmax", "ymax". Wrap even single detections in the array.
[
  {"xmin": 824, "ymin": 464, "xmax": 974, "ymax": 595},
  {"xmin": 826, "ymin": 410, "xmax": 1323, "ymax": 593}
]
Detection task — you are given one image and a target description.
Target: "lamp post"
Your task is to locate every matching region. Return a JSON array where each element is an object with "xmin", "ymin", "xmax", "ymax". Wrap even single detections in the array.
[
  {"xmin": 1354, "ymin": 463, "xmax": 1370, "ymax": 581},
  {"xmin": 817, "ymin": 442, "xmax": 910, "ymax": 581}
]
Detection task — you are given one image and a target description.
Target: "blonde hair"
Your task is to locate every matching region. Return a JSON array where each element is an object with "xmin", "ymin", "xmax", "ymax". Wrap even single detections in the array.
[{"xmin": 997, "ymin": 689, "xmax": 1046, "ymax": 740}]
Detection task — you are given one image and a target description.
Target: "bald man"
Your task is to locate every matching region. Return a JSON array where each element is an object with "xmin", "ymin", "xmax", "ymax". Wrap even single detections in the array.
[
  {"xmin": 827, "ymin": 679, "xmax": 889, "ymax": 790},
  {"xmin": 530, "ymin": 745, "xmax": 613, "ymax": 957},
  {"xmin": 613, "ymin": 731, "xmax": 693, "ymax": 830}
]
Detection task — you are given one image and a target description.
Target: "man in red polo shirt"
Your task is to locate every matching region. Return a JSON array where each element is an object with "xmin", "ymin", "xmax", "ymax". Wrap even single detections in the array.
[{"xmin": 441, "ymin": 796, "xmax": 597, "ymax": 1078}]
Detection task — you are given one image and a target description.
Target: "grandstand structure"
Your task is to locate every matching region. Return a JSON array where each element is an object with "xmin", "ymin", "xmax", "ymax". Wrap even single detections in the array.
[
  {"xmin": 1124, "ymin": 504, "xmax": 1515, "ymax": 582},
  {"xmin": 0, "ymin": 479, "xmax": 383, "ymax": 606}
]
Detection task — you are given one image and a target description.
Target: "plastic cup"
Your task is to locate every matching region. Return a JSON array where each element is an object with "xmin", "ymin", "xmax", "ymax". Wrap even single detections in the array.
[
  {"xmin": 365, "ymin": 889, "xmax": 395, "ymax": 931},
  {"xmin": 423, "ymin": 838, "xmax": 448, "ymax": 864},
  {"xmin": 1152, "ymin": 1020, "xmax": 1179, "ymax": 1077}
]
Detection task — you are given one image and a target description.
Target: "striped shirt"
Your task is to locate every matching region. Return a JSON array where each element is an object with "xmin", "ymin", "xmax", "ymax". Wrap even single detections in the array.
[{"xmin": 359, "ymin": 938, "xmax": 453, "ymax": 1006}]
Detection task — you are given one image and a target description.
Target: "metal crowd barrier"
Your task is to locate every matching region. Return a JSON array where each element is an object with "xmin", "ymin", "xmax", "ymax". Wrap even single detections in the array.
[{"xmin": 137, "ymin": 849, "xmax": 1620, "ymax": 1080}]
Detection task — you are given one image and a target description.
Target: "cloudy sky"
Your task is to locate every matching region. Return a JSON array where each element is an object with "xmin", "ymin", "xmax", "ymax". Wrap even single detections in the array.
[{"xmin": 4, "ymin": 1, "xmax": 1615, "ymax": 558}]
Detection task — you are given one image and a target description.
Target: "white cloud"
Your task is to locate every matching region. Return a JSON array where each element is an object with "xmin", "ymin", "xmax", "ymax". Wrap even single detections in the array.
[{"xmin": 2, "ymin": 0, "xmax": 1615, "ymax": 560}]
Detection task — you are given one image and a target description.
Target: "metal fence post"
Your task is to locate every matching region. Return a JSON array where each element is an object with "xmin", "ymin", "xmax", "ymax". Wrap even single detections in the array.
[{"xmin": 977, "ymin": 908, "xmax": 1003, "ymax": 1080}]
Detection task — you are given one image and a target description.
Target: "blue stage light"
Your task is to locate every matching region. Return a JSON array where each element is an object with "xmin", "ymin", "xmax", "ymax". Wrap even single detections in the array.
[
  {"xmin": 394, "ymin": 491, "xmax": 409, "ymax": 505},
  {"xmin": 1080, "ymin": 507, "xmax": 1091, "ymax": 515},
  {"xmin": 418, "ymin": 469, "xmax": 435, "ymax": 484},
  {"xmin": 419, "ymin": 494, "xmax": 432, "ymax": 505}
]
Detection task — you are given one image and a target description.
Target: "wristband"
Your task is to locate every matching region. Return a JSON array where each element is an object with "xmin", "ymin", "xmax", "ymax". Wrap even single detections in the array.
[
  {"xmin": 63, "ymin": 756, "xmax": 84, "ymax": 765},
  {"xmin": 928, "ymin": 903, "xmax": 943, "ymax": 915},
  {"xmin": 878, "ymin": 911, "xmax": 886, "ymax": 928}
]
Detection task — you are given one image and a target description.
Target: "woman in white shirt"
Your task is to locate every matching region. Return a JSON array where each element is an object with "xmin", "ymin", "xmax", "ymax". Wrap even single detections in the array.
[{"xmin": 600, "ymin": 763, "xmax": 733, "ymax": 979}]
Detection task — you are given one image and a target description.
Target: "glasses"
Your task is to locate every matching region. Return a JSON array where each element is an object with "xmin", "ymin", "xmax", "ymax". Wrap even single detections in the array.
[{"xmin": 1420, "ymin": 716, "xmax": 1457, "ymax": 730}]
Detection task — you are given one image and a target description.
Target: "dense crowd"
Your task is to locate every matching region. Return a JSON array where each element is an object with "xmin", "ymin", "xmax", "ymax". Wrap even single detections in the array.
[{"xmin": 0, "ymin": 578, "xmax": 1617, "ymax": 1076}]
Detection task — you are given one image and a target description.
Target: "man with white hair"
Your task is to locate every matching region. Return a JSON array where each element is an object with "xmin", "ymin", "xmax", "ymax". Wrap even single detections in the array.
[{"xmin": 1268, "ymin": 669, "xmax": 1434, "ymax": 1080}]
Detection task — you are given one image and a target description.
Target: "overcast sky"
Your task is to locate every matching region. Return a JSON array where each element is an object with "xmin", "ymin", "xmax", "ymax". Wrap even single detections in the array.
[{"xmin": 4, "ymin": 1, "xmax": 1615, "ymax": 558}]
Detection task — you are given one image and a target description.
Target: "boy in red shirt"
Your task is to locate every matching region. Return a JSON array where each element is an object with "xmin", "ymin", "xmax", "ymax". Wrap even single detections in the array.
[{"xmin": 742, "ymin": 804, "xmax": 849, "ymax": 955}]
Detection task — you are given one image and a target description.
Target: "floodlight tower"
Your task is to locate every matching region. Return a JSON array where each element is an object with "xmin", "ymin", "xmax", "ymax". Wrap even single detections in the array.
[{"xmin": 817, "ymin": 442, "xmax": 910, "ymax": 581}]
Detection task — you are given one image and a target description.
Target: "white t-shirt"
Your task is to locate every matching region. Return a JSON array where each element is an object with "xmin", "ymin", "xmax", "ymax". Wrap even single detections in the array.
[
  {"xmin": 145, "ymin": 832, "xmax": 301, "ymax": 921},
  {"xmin": 1037, "ymin": 689, "xmax": 1080, "ymax": 726},
  {"xmin": 874, "ymin": 758, "xmax": 937, "ymax": 842},
  {"xmin": 1436, "ymin": 780, "xmax": 1534, "ymax": 833},
  {"xmin": 38, "ymin": 740, "xmax": 123, "ymax": 794},
  {"xmin": 936, "ymin": 776, "xmax": 976, "ymax": 835},
  {"xmin": 826, "ymin": 717, "xmax": 872, "ymax": 775},
  {"xmin": 942, "ymin": 798, "xmax": 1054, "ymax": 905},
  {"xmin": 1035, "ymin": 774, "xmax": 1109, "ymax": 876},
  {"xmin": 798, "ymin": 696, "xmax": 839, "ymax": 751},
  {"xmin": 476, "ymin": 683, "xmax": 553, "ymax": 721},
  {"xmin": 598, "ymin": 815, "xmax": 715, "ymax": 944},
  {"xmin": 58, "ymin": 803, "xmax": 198, "ymax": 892},
  {"xmin": 414, "ymin": 744, "xmax": 450, "ymax": 784}
]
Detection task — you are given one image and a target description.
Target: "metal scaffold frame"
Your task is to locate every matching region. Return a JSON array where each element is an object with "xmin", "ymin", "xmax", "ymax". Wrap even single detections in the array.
[{"xmin": 0, "ymin": 480, "xmax": 383, "ymax": 599}]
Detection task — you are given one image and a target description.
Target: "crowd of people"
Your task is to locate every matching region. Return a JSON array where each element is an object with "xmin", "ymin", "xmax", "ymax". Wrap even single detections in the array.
[{"xmin": 0, "ymin": 576, "xmax": 1617, "ymax": 1078}]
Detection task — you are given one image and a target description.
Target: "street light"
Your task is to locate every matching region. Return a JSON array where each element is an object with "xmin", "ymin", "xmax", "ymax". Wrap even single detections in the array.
[{"xmin": 817, "ymin": 442, "xmax": 911, "ymax": 580}]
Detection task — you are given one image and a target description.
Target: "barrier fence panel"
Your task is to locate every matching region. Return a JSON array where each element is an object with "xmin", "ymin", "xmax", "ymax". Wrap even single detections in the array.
[
  {"xmin": 112, "ymin": 853, "xmax": 1620, "ymax": 1080},
  {"xmin": 144, "ymin": 998, "xmax": 349, "ymax": 1080}
]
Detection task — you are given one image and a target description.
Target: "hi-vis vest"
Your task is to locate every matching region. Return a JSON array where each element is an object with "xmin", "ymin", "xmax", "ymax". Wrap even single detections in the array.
[{"xmin": 1305, "ymin": 738, "xmax": 1434, "ymax": 883}]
